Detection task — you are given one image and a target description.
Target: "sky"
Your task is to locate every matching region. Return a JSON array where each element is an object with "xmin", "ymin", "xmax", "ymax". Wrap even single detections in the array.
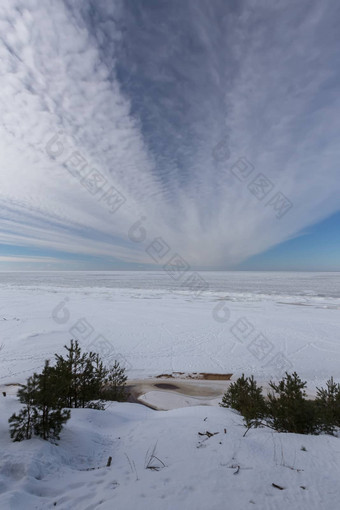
[{"xmin": 0, "ymin": 0, "xmax": 339, "ymax": 271}]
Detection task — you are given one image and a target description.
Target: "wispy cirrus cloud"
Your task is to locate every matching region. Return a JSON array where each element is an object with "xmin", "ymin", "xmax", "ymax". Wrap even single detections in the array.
[
  {"xmin": 0, "ymin": 255, "xmax": 59, "ymax": 263},
  {"xmin": 0, "ymin": 0, "xmax": 339, "ymax": 269}
]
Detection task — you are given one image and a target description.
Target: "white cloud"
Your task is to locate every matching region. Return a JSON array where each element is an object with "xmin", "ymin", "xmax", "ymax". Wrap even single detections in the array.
[
  {"xmin": 0, "ymin": 0, "xmax": 339, "ymax": 269},
  {"xmin": 0, "ymin": 255, "xmax": 59, "ymax": 263}
]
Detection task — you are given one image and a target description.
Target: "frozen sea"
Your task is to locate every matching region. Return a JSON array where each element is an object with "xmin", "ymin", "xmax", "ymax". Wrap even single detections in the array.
[
  {"xmin": 0, "ymin": 270, "xmax": 340, "ymax": 296},
  {"xmin": 0, "ymin": 271, "xmax": 340, "ymax": 391}
]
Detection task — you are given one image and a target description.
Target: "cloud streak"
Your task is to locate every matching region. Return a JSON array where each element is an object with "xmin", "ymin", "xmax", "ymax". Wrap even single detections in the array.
[{"xmin": 0, "ymin": 0, "xmax": 339, "ymax": 268}]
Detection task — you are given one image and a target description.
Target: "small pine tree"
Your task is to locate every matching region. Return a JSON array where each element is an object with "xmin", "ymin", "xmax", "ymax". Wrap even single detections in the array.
[
  {"xmin": 33, "ymin": 361, "xmax": 70, "ymax": 441},
  {"xmin": 266, "ymin": 372, "xmax": 317, "ymax": 434},
  {"xmin": 101, "ymin": 360, "xmax": 128, "ymax": 402},
  {"xmin": 9, "ymin": 374, "xmax": 40, "ymax": 441},
  {"xmin": 315, "ymin": 377, "xmax": 340, "ymax": 434},
  {"xmin": 78, "ymin": 352, "xmax": 108, "ymax": 409},
  {"xmin": 9, "ymin": 341, "xmax": 130, "ymax": 443},
  {"xmin": 221, "ymin": 371, "xmax": 340, "ymax": 436},
  {"xmin": 54, "ymin": 340, "xmax": 109, "ymax": 409},
  {"xmin": 54, "ymin": 339, "xmax": 86, "ymax": 408},
  {"xmin": 34, "ymin": 407, "xmax": 70, "ymax": 442},
  {"xmin": 9, "ymin": 406, "xmax": 37, "ymax": 441},
  {"xmin": 9, "ymin": 361, "xmax": 70, "ymax": 443},
  {"xmin": 220, "ymin": 374, "xmax": 266, "ymax": 429}
]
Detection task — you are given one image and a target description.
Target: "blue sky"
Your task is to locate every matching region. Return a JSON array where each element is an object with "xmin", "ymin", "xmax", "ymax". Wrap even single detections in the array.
[
  {"xmin": 239, "ymin": 211, "xmax": 340, "ymax": 271},
  {"xmin": 0, "ymin": 0, "xmax": 339, "ymax": 271}
]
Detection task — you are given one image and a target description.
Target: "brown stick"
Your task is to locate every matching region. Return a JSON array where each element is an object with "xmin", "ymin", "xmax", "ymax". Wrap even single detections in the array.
[{"xmin": 272, "ymin": 483, "xmax": 285, "ymax": 490}]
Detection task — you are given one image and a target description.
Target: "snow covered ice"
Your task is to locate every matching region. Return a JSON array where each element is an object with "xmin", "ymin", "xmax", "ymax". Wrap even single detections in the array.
[{"xmin": 1, "ymin": 271, "xmax": 339, "ymax": 387}]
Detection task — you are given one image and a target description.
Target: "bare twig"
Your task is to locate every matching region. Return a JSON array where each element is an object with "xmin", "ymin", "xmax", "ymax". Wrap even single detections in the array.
[
  {"xmin": 145, "ymin": 442, "xmax": 166, "ymax": 471},
  {"xmin": 272, "ymin": 483, "xmax": 285, "ymax": 490},
  {"xmin": 125, "ymin": 453, "xmax": 139, "ymax": 481},
  {"xmin": 198, "ymin": 431, "xmax": 219, "ymax": 438}
]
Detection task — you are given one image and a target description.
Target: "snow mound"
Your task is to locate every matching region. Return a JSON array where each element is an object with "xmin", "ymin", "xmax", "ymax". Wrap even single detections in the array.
[{"xmin": 1, "ymin": 396, "xmax": 340, "ymax": 510}]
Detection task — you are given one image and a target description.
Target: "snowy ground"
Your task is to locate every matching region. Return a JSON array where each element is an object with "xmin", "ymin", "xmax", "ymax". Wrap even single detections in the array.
[
  {"xmin": 1, "ymin": 396, "xmax": 340, "ymax": 510},
  {"xmin": 0, "ymin": 271, "xmax": 340, "ymax": 509}
]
